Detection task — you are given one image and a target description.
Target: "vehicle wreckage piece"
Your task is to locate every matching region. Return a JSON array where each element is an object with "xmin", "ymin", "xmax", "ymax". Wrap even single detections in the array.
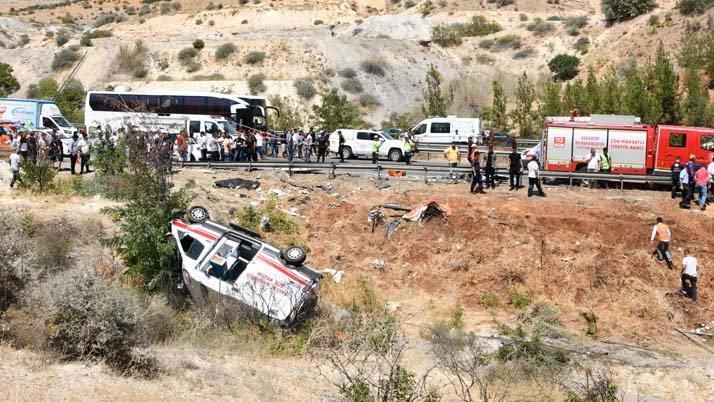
[
  {"xmin": 170, "ymin": 207, "xmax": 321, "ymax": 325},
  {"xmin": 402, "ymin": 200, "xmax": 452, "ymax": 222},
  {"xmin": 214, "ymin": 177, "xmax": 260, "ymax": 190}
]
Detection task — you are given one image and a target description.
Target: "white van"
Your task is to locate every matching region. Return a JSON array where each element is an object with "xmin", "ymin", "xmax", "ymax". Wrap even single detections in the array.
[
  {"xmin": 410, "ymin": 116, "xmax": 482, "ymax": 144},
  {"xmin": 328, "ymin": 129, "xmax": 408, "ymax": 162}
]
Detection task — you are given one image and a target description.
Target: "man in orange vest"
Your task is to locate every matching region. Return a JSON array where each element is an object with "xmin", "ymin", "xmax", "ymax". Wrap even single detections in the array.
[{"xmin": 649, "ymin": 217, "xmax": 673, "ymax": 269}]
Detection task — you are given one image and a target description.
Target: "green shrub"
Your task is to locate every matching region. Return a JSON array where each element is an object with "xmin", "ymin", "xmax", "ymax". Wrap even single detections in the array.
[
  {"xmin": 51, "ymin": 48, "xmax": 80, "ymax": 71},
  {"xmin": 358, "ymin": 93, "xmax": 380, "ymax": 107},
  {"xmin": 192, "ymin": 39, "xmax": 205, "ymax": 50},
  {"xmin": 294, "ymin": 79, "xmax": 317, "ymax": 100},
  {"xmin": 602, "ymin": 0, "xmax": 657, "ymax": 22},
  {"xmin": 192, "ymin": 73, "xmax": 225, "ymax": 80},
  {"xmin": 178, "ymin": 47, "xmax": 198, "ymax": 62},
  {"xmin": 564, "ymin": 15, "xmax": 589, "ymax": 29},
  {"xmin": 520, "ymin": 13, "xmax": 529, "ymax": 21},
  {"xmin": 432, "ymin": 16, "xmax": 501, "ymax": 47},
  {"xmin": 94, "ymin": 13, "xmax": 123, "ymax": 28},
  {"xmin": 80, "ymin": 35, "xmax": 92, "ymax": 47},
  {"xmin": 546, "ymin": 15, "xmax": 562, "ymax": 21},
  {"xmin": 185, "ymin": 60, "xmax": 201, "ymax": 73},
  {"xmin": 55, "ymin": 29, "xmax": 71, "ymax": 46},
  {"xmin": 195, "ymin": 19, "xmax": 203, "ymax": 25},
  {"xmin": 507, "ymin": 290, "xmax": 532, "ymax": 309},
  {"xmin": 243, "ymin": 51, "xmax": 266, "ymax": 65},
  {"xmin": 404, "ymin": 0, "xmax": 416, "ymax": 8},
  {"xmin": 494, "ymin": 35, "xmax": 522, "ymax": 50},
  {"xmin": 115, "ymin": 40, "xmax": 148, "ymax": 77},
  {"xmin": 488, "ymin": 0, "xmax": 515, "ymax": 5},
  {"xmin": 133, "ymin": 67, "xmax": 148, "ymax": 78},
  {"xmin": 85, "ymin": 29, "xmax": 112, "ymax": 39},
  {"xmin": 526, "ymin": 18, "xmax": 555, "ymax": 36},
  {"xmin": 157, "ymin": 74, "xmax": 172, "ymax": 81},
  {"xmin": 360, "ymin": 59, "xmax": 386, "ymax": 76},
  {"xmin": 479, "ymin": 38, "xmax": 494, "ymax": 49},
  {"xmin": 248, "ymin": 73, "xmax": 266, "ymax": 94},
  {"xmin": 548, "ymin": 54, "xmax": 580, "ymax": 80},
  {"xmin": 160, "ymin": 2, "xmax": 171, "ymax": 14},
  {"xmin": 573, "ymin": 37, "xmax": 590, "ymax": 53},
  {"xmin": 338, "ymin": 68, "xmax": 357, "ymax": 78},
  {"xmin": 341, "ymin": 78, "xmax": 363, "ymax": 93},
  {"xmin": 215, "ymin": 43, "xmax": 237, "ymax": 60},
  {"xmin": 649, "ymin": 14, "xmax": 660, "ymax": 26},
  {"xmin": 314, "ymin": 19, "xmax": 324, "ymax": 25},
  {"xmin": 566, "ymin": 27, "xmax": 580, "ymax": 36},
  {"xmin": 677, "ymin": 0, "xmax": 714, "ymax": 15},
  {"xmin": 237, "ymin": 196, "xmax": 296, "ymax": 233},
  {"xmin": 480, "ymin": 292, "xmax": 501, "ymax": 308}
]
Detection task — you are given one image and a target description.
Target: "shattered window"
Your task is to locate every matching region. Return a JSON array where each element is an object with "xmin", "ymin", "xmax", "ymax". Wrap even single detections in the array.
[{"xmin": 701, "ymin": 135, "xmax": 714, "ymax": 152}]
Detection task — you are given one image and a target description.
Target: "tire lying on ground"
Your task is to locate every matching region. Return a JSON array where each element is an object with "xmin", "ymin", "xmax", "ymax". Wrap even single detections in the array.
[
  {"xmin": 283, "ymin": 246, "xmax": 307, "ymax": 267},
  {"xmin": 187, "ymin": 205, "xmax": 210, "ymax": 223}
]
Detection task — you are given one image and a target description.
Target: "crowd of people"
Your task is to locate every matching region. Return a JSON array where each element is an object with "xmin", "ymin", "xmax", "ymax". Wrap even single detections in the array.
[{"xmin": 670, "ymin": 154, "xmax": 714, "ymax": 211}]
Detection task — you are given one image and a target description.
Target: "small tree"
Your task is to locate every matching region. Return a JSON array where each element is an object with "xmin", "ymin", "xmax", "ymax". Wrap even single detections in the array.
[
  {"xmin": 677, "ymin": 0, "xmax": 714, "ymax": 15},
  {"xmin": 623, "ymin": 61, "xmax": 659, "ymax": 124},
  {"xmin": 548, "ymin": 54, "xmax": 580, "ymax": 81},
  {"xmin": 192, "ymin": 39, "xmax": 205, "ymax": 50},
  {"xmin": 18, "ymin": 161, "xmax": 57, "ymax": 193},
  {"xmin": 681, "ymin": 68, "xmax": 711, "ymax": 127},
  {"xmin": 602, "ymin": 0, "xmax": 658, "ymax": 22},
  {"xmin": 268, "ymin": 95, "xmax": 304, "ymax": 131},
  {"xmin": 510, "ymin": 73, "xmax": 538, "ymax": 138},
  {"xmin": 538, "ymin": 79, "xmax": 563, "ymax": 118},
  {"xmin": 490, "ymin": 80, "xmax": 508, "ymax": 132},
  {"xmin": 311, "ymin": 88, "xmax": 363, "ymax": 131},
  {"xmin": 422, "ymin": 64, "xmax": 453, "ymax": 117},
  {"xmin": 649, "ymin": 43, "xmax": 680, "ymax": 124},
  {"xmin": 0, "ymin": 63, "xmax": 20, "ymax": 97},
  {"xmin": 599, "ymin": 66, "xmax": 624, "ymax": 114},
  {"xmin": 584, "ymin": 67, "xmax": 600, "ymax": 115}
]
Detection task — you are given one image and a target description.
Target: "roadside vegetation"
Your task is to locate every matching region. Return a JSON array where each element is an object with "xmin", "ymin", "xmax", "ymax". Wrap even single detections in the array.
[{"xmin": 432, "ymin": 16, "xmax": 502, "ymax": 47}]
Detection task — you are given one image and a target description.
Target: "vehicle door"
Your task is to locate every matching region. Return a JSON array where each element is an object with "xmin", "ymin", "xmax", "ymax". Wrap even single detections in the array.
[
  {"xmin": 657, "ymin": 128, "xmax": 689, "ymax": 170},
  {"xmin": 204, "ymin": 120, "xmax": 221, "ymax": 135},
  {"xmin": 695, "ymin": 132, "xmax": 714, "ymax": 166},
  {"xmin": 356, "ymin": 131, "xmax": 373, "ymax": 156},
  {"xmin": 173, "ymin": 229, "xmax": 214, "ymax": 303},
  {"xmin": 377, "ymin": 133, "xmax": 391, "ymax": 156},
  {"xmin": 42, "ymin": 117, "xmax": 58, "ymax": 131},
  {"xmin": 195, "ymin": 237, "xmax": 239, "ymax": 304}
]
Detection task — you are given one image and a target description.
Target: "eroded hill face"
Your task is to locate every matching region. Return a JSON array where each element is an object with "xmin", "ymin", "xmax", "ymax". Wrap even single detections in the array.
[{"xmin": 1, "ymin": 0, "xmax": 707, "ymax": 125}]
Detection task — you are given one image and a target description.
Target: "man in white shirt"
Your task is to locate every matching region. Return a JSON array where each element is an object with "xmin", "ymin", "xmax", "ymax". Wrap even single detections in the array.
[
  {"xmin": 680, "ymin": 249, "xmax": 698, "ymax": 304},
  {"xmin": 197, "ymin": 132, "xmax": 207, "ymax": 161},
  {"xmin": 78, "ymin": 133, "xmax": 91, "ymax": 174},
  {"xmin": 585, "ymin": 148, "xmax": 601, "ymax": 188},
  {"xmin": 206, "ymin": 133, "xmax": 219, "ymax": 161},
  {"xmin": 526, "ymin": 155, "xmax": 546, "ymax": 197},
  {"xmin": 9, "ymin": 151, "xmax": 21, "ymax": 188},
  {"xmin": 679, "ymin": 167, "xmax": 691, "ymax": 209}
]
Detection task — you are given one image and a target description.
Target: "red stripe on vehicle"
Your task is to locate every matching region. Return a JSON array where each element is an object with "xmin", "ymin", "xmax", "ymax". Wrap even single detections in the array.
[
  {"xmin": 256, "ymin": 254, "xmax": 308, "ymax": 286},
  {"xmin": 172, "ymin": 220, "xmax": 219, "ymax": 241}
]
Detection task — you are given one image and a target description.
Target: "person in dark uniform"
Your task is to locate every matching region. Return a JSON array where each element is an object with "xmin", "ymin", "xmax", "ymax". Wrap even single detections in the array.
[
  {"xmin": 508, "ymin": 145, "xmax": 522, "ymax": 191},
  {"xmin": 671, "ymin": 156, "xmax": 682, "ymax": 199},
  {"xmin": 470, "ymin": 148, "xmax": 485, "ymax": 194},
  {"xmin": 337, "ymin": 131, "xmax": 345, "ymax": 162},
  {"xmin": 317, "ymin": 131, "xmax": 328, "ymax": 163},
  {"xmin": 485, "ymin": 146, "xmax": 496, "ymax": 189}
]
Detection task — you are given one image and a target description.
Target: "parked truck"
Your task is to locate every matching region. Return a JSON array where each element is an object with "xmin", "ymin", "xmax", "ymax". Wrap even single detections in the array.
[
  {"xmin": 0, "ymin": 98, "xmax": 78, "ymax": 154},
  {"xmin": 542, "ymin": 120, "xmax": 714, "ymax": 175}
]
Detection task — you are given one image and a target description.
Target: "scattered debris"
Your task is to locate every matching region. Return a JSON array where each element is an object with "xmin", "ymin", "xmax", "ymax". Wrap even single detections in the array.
[
  {"xmin": 269, "ymin": 189, "xmax": 288, "ymax": 197},
  {"xmin": 386, "ymin": 301, "xmax": 400, "ymax": 312},
  {"xmin": 675, "ymin": 328, "xmax": 714, "ymax": 355},
  {"xmin": 386, "ymin": 219, "xmax": 401, "ymax": 239},
  {"xmin": 403, "ymin": 200, "xmax": 452, "ymax": 222},
  {"xmin": 316, "ymin": 183, "xmax": 334, "ymax": 192},
  {"xmin": 214, "ymin": 177, "xmax": 260, "ymax": 189},
  {"xmin": 321, "ymin": 268, "xmax": 344, "ymax": 284},
  {"xmin": 380, "ymin": 203, "xmax": 411, "ymax": 212},
  {"xmin": 372, "ymin": 259, "xmax": 387, "ymax": 270},
  {"xmin": 375, "ymin": 181, "xmax": 391, "ymax": 190}
]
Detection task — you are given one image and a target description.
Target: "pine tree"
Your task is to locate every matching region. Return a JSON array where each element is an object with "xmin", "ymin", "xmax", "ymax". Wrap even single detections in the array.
[
  {"xmin": 422, "ymin": 65, "xmax": 452, "ymax": 117},
  {"xmin": 539, "ymin": 79, "xmax": 563, "ymax": 118},
  {"xmin": 623, "ymin": 62, "xmax": 658, "ymax": 124},
  {"xmin": 311, "ymin": 88, "xmax": 363, "ymax": 131},
  {"xmin": 599, "ymin": 66, "xmax": 623, "ymax": 114},
  {"xmin": 0, "ymin": 63, "xmax": 20, "ymax": 97},
  {"xmin": 510, "ymin": 72, "xmax": 538, "ymax": 138},
  {"xmin": 649, "ymin": 44, "xmax": 680, "ymax": 124},
  {"xmin": 562, "ymin": 79, "xmax": 587, "ymax": 115},
  {"xmin": 490, "ymin": 80, "xmax": 508, "ymax": 132},
  {"xmin": 584, "ymin": 67, "xmax": 600, "ymax": 115},
  {"xmin": 681, "ymin": 68, "xmax": 711, "ymax": 127}
]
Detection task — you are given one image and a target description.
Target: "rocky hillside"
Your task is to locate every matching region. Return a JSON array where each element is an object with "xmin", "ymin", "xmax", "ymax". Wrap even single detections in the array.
[{"xmin": 1, "ymin": 0, "xmax": 711, "ymax": 125}]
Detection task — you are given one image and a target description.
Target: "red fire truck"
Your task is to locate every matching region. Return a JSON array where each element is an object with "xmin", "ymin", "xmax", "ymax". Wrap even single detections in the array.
[{"xmin": 543, "ymin": 121, "xmax": 714, "ymax": 175}]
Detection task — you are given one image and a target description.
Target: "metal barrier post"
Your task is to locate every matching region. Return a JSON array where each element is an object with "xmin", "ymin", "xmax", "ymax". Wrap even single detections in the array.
[
  {"xmin": 424, "ymin": 167, "xmax": 428, "ymax": 184},
  {"xmin": 569, "ymin": 174, "xmax": 572, "ymax": 188},
  {"xmin": 288, "ymin": 164, "xmax": 292, "ymax": 177},
  {"xmin": 207, "ymin": 161, "xmax": 211, "ymax": 169},
  {"xmin": 247, "ymin": 160, "xmax": 252, "ymax": 172},
  {"xmin": 620, "ymin": 174, "xmax": 624, "ymax": 192},
  {"xmin": 330, "ymin": 163, "xmax": 336, "ymax": 179},
  {"xmin": 377, "ymin": 165, "xmax": 382, "ymax": 181}
]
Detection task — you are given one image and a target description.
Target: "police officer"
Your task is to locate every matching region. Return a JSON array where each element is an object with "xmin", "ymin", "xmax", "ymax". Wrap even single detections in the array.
[
  {"xmin": 485, "ymin": 146, "xmax": 496, "ymax": 189},
  {"xmin": 371, "ymin": 135, "xmax": 381, "ymax": 164},
  {"xmin": 508, "ymin": 145, "xmax": 521, "ymax": 191},
  {"xmin": 403, "ymin": 133, "xmax": 414, "ymax": 165},
  {"xmin": 337, "ymin": 130, "xmax": 345, "ymax": 162},
  {"xmin": 671, "ymin": 156, "xmax": 683, "ymax": 199}
]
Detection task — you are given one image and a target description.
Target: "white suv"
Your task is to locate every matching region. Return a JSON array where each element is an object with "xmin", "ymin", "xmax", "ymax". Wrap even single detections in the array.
[{"xmin": 328, "ymin": 129, "xmax": 409, "ymax": 162}]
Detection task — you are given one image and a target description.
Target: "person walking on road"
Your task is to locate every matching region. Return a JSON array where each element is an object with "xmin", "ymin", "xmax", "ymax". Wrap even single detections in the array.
[
  {"xmin": 508, "ymin": 145, "xmax": 522, "ymax": 191},
  {"xmin": 443, "ymin": 142, "xmax": 460, "ymax": 179},
  {"xmin": 470, "ymin": 148, "xmax": 485, "ymax": 194},
  {"xmin": 680, "ymin": 249, "xmax": 698, "ymax": 304},
  {"xmin": 337, "ymin": 131, "xmax": 346, "ymax": 162},
  {"xmin": 69, "ymin": 134, "xmax": 79, "ymax": 175},
  {"xmin": 485, "ymin": 146, "xmax": 496, "ymax": 189},
  {"xmin": 403, "ymin": 134, "xmax": 414, "ymax": 165},
  {"xmin": 371, "ymin": 135, "xmax": 381, "ymax": 164},
  {"xmin": 8, "ymin": 150, "xmax": 21, "ymax": 189},
  {"xmin": 526, "ymin": 155, "xmax": 546, "ymax": 197},
  {"xmin": 650, "ymin": 217, "xmax": 673, "ymax": 269},
  {"xmin": 316, "ymin": 131, "xmax": 328, "ymax": 163},
  {"xmin": 78, "ymin": 133, "xmax": 91, "ymax": 174},
  {"xmin": 694, "ymin": 165, "xmax": 709, "ymax": 210},
  {"xmin": 679, "ymin": 167, "xmax": 691, "ymax": 209},
  {"xmin": 671, "ymin": 156, "xmax": 683, "ymax": 199}
]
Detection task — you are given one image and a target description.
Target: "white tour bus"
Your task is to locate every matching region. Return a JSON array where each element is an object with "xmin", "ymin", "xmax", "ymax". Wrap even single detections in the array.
[
  {"xmin": 410, "ymin": 116, "xmax": 482, "ymax": 143},
  {"xmin": 84, "ymin": 90, "xmax": 277, "ymax": 134}
]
